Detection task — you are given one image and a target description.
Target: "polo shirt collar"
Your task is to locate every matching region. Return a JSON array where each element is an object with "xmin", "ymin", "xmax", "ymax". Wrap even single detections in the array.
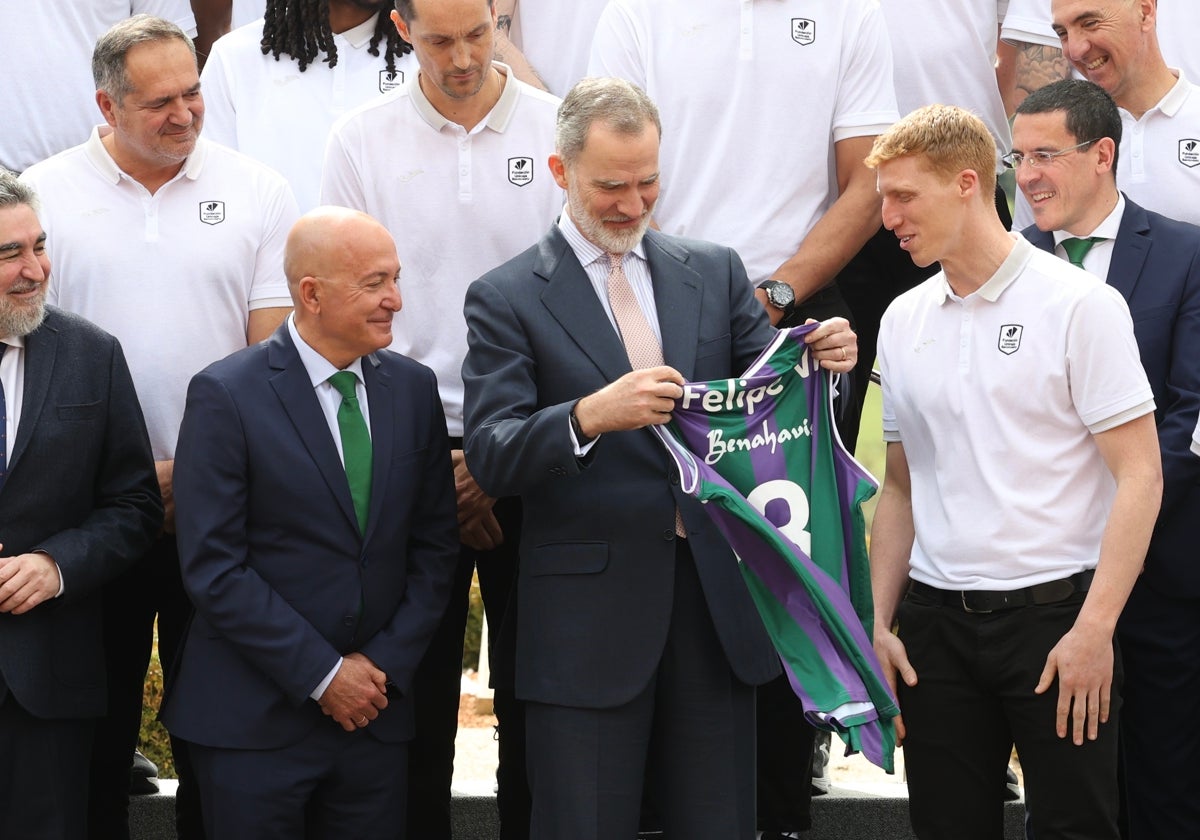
[
  {"xmin": 84, "ymin": 125, "xmax": 206, "ymax": 185},
  {"xmin": 1153, "ymin": 69, "xmax": 1191, "ymax": 118},
  {"xmin": 935, "ymin": 235, "xmax": 1033, "ymax": 304},
  {"xmin": 408, "ymin": 61, "xmax": 519, "ymax": 132},
  {"xmin": 1052, "ymin": 193, "xmax": 1125, "ymax": 247},
  {"xmin": 340, "ymin": 13, "xmax": 380, "ymax": 49}
]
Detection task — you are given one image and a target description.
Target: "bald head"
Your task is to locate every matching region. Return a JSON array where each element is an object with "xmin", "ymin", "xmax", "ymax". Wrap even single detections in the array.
[
  {"xmin": 285, "ymin": 206, "xmax": 392, "ymax": 294},
  {"xmin": 286, "ymin": 206, "xmax": 403, "ymax": 368}
]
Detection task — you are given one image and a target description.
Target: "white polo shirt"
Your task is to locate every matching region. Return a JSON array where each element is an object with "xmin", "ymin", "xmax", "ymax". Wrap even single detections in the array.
[
  {"xmin": 1115, "ymin": 73, "xmax": 1200, "ymax": 227},
  {"xmin": 321, "ymin": 64, "xmax": 562, "ymax": 436},
  {"xmin": 0, "ymin": 1, "xmax": 196, "ymax": 173},
  {"xmin": 1192, "ymin": 413, "xmax": 1200, "ymax": 457},
  {"xmin": 878, "ymin": 236, "xmax": 1153, "ymax": 590},
  {"xmin": 881, "ymin": 0, "xmax": 1013, "ymax": 171},
  {"xmin": 589, "ymin": 0, "xmax": 898, "ymax": 287},
  {"xmin": 202, "ymin": 13, "xmax": 419, "ymax": 211},
  {"xmin": 512, "ymin": 0, "xmax": 609, "ymax": 96},
  {"xmin": 21, "ymin": 130, "xmax": 298, "ymax": 460}
]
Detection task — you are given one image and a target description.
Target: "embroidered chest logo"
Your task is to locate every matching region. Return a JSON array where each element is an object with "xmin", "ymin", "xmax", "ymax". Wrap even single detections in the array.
[
  {"xmin": 791, "ymin": 18, "xmax": 816, "ymax": 46},
  {"xmin": 508, "ymin": 157, "xmax": 534, "ymax": 187},
  {"xmin": 379, "ymin": 70, "xmax": 404, "ymax": 94},
  {"xmin": 998, "ymin": 324, "xmax": 1023, "ymax": 355},
  {"xmin": 199, "ymin": 201, "xmax": 225, "ymax": 225},
  {"xmin": 1179, "ymin": 139, "xmax": 1200, "ymax": 168}
]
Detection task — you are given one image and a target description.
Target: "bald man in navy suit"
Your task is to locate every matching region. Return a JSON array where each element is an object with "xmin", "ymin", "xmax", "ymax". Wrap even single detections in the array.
[{"xmin": 163, "ymin": 207, "xmax": 458, "ymax": 837}]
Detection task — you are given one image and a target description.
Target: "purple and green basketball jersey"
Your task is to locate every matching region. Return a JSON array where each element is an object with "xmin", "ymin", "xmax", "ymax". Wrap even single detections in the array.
[{"xmin": 655, "ymin": 324, "xmax": 898, "ymax": 772}]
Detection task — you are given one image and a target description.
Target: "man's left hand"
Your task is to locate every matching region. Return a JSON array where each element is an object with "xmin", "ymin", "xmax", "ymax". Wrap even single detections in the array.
[
  {"xmin": 803, "ymin": 317, "xmax": 858, "ymax": 373},
  {"xmin": 1035, "ymin": 622, "xmax": 1114, "ymax": 745},
  {"xmin": 0, "ymin": 549, "xmax": 62, "ymax": 614},
  {"xmin": 452, "ymin": 449, "xmax": 496, "ymax": 524}
]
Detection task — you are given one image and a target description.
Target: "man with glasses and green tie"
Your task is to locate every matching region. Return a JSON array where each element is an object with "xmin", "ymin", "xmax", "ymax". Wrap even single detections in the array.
[
  {"xmin": 161, "ymin": 206, "xmax": 459, "ymax": 837},
  {"xmin": 1014, "ymin": 78, "xmax": 1200, "ymax": 839}
]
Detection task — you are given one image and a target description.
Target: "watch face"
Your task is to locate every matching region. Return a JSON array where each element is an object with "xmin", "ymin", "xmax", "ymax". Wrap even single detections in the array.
[{"xmin": 768, "ymin": 284, "xmax": 794, "ymax": 308}]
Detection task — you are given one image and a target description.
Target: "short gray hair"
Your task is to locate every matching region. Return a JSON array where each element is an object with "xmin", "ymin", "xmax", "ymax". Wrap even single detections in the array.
[
  {"xmin": 0, "ymin": 169, "xmax": 38, "ymax": 212},
  {"xmin": 556, "ymin": 77, "xmax": 662, "ymax": 166},
  {"xmin": 93, "ymin": 14, "xmax": 196, "ymax": 104}
]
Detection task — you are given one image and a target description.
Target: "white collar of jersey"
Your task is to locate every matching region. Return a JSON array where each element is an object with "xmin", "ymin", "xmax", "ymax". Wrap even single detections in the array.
[
  {"xmin": 340, "ymin": 13, "xmax": 380, "ymax": 49},
  {"xmin": 85, "ymin": 126, "xmax": 207, "ymax": 186},
  {"xmin": 408, "ymin": 61, "xmax": 520, "ymax": 133},
  {"xmin": 934, "ymin": 235, "xmax": 1032, "ymax": 305}
]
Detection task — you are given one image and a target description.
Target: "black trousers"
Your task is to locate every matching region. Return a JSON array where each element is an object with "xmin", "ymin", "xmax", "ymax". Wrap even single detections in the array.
[
  {"xmin": 0, "ymin": 693, "xmax": 93, "ymax": 839},
  {"xmin": 405, "ymin": 494, "xmax": 528, "ymax": 840},
  {"xmin": 1116, "ymin": 582, "xmax": 1200, "ymax": 839},
  {"xmin": 897, "ymin": 586, "xmax": 1121, "ymax": 840},
  {"xmin": 87, "ymin": 534, "xmax": 203, "ymax": 840}
]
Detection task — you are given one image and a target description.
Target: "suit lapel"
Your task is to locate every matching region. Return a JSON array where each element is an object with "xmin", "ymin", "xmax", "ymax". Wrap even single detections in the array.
[
  {"xmin": 361, "ymin": 354, "xmax": 392, "ymax": 544},
  {"xmin": 7, "ymin": 314, "xmax": 58, "ymax": 475},
  {"xmin": 643, "ymin": 230, "xmax": 702, "ymax": 380},
  {"xmin": 1108, "ymin": 199, "xmax": 1151, "ymax": 302},
  {"xmin": 267, "ymin": 328, "xmax": 360, "ymax": 535},
  {"xmin": 1025, "ymin": 226, "xmax": 1056, "ymax": 257},
  {"xmin": 538, "ymin": 225, "xmax": 636, "ymax": 383}
]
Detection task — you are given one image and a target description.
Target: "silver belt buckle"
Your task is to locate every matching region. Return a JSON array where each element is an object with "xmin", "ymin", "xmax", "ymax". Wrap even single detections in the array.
[{"xmin": 961, "ymin": 591, "xmax": 992, "ymax": 614}]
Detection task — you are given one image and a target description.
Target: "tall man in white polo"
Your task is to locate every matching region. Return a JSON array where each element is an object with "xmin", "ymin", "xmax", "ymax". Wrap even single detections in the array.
[
  {"xmin": 20, "ymin": 15, "xmax": 298, "ymax": 839},
  {"xmin": 867, "ymin": 104, "xmax": 1162, "ymax": 840},
  {"xmin": 321, "ymin": 0, "xmax": 561, "ymax": 836}
]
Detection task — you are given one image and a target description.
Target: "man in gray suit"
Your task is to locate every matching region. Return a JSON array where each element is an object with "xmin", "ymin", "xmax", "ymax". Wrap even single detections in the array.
[
  {"xmin": 0, "ymin": 170, "xmax": 162, "ymax": 838},
  {"xmin": 462, "ymin": 77, "xmax": 858, "ymax": 839}
]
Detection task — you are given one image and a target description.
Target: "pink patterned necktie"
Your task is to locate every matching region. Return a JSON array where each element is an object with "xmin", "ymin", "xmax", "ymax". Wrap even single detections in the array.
[{"xmin": 605, "ymin": 252, "xmax": 686, "ymax": 537}]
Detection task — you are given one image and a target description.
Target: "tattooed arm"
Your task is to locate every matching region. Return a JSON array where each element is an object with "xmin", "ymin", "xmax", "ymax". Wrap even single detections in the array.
[
  {"xmin": 1001, "ymin": 40, "xmax": 1071, "ymax": 116},
  {"xmin": 493, "ymin": 0, "xmax": 551, "ymax": 92}
]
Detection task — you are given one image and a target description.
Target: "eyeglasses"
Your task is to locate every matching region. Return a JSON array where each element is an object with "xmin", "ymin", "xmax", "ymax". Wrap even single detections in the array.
[{"xmin": 1001, "ymin": 139, "xmax": 1100, "ymax": 169}]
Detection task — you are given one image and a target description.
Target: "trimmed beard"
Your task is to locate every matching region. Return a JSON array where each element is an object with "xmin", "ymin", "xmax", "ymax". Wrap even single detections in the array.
[
  {"xmin": 566, "ymin": 181, "xmax": 653, "ymax": 255},
  {"xmin": 0, "ymin": 288, "xmax": 47, "ymax": 339}
]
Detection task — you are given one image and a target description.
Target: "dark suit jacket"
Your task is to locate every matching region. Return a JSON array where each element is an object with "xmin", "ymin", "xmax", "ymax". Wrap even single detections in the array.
[
  {"xmin": 0, "ymin": 306, "xmax": 161, "ymax": 719},
  {"xmin": 462, "ymin": 225, "xmax": 781, "ymax": 710},
  {"xmin": 1023, "ymin": 197, "xmax": 1200, "ymax": 595},
  {"xmin": 161, "ymin": 325, "xmax": 458, "ymax": 749}
]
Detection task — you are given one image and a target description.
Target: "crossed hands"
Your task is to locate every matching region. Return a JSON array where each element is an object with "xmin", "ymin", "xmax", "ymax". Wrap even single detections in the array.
[{"xmin": 318, "ymin": 652, "xmax": 389, "ymax": 732}]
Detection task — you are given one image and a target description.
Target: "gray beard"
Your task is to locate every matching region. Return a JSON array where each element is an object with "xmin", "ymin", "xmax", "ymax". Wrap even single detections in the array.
[
  {"xmin": 0, "ymin": 295, "xmax": 46, "ymax": 340},
  {"xmin": 567, "ymin": 186, "xmax": 652, "ymax": 255}
]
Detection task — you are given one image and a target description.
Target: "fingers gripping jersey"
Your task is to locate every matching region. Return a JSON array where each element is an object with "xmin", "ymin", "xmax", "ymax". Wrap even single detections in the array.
[{"xmin": 655, "ymin": 325, "xmax": 898, "ymax": 772}]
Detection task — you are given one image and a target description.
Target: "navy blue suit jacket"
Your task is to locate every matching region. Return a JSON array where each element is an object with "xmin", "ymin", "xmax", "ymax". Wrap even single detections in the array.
[
  {"xmin": 0, "ymin": 307, "xmax": 161, "ymax": 719},
  {"xmin": 162, "ymin": 325, "xmax": 458, "ymax": 749},
  {"xmin": 462, "ymin": 225, "xmax": 781, "ymax": 710},
  {"xmin": 1023, "ymin": 197, "xmax": 1200, "ymax": 595}
]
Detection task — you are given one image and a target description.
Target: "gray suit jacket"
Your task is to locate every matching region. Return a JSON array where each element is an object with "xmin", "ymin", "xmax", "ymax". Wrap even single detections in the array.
[
  {"xmin": 0, "ymin": 307, "xmax": 161, "ymax": 718},
  {"xmin": 463, "ymin": 225, "xmax": 781, "ymax": 709}
]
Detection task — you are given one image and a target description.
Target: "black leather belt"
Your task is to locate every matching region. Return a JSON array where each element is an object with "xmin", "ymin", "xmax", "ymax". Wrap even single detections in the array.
[{"xmin": 906, "ymin": 569, "xmax": 1094, "ymax": 614}]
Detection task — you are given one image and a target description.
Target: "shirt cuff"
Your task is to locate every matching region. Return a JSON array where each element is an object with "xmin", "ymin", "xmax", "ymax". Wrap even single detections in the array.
[{"xmin": 311, "ymin": 657, "xmax": 343, "ymax": 701}]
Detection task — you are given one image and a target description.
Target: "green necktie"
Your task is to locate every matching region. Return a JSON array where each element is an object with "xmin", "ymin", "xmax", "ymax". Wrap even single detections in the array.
[
  {"xmin": 328, "ymin": 371, "xmax": 372, "ymax": 534},
  {"xmin": 1060, "ymin": 236, "xmax": 1105, "ymax": 269}
]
